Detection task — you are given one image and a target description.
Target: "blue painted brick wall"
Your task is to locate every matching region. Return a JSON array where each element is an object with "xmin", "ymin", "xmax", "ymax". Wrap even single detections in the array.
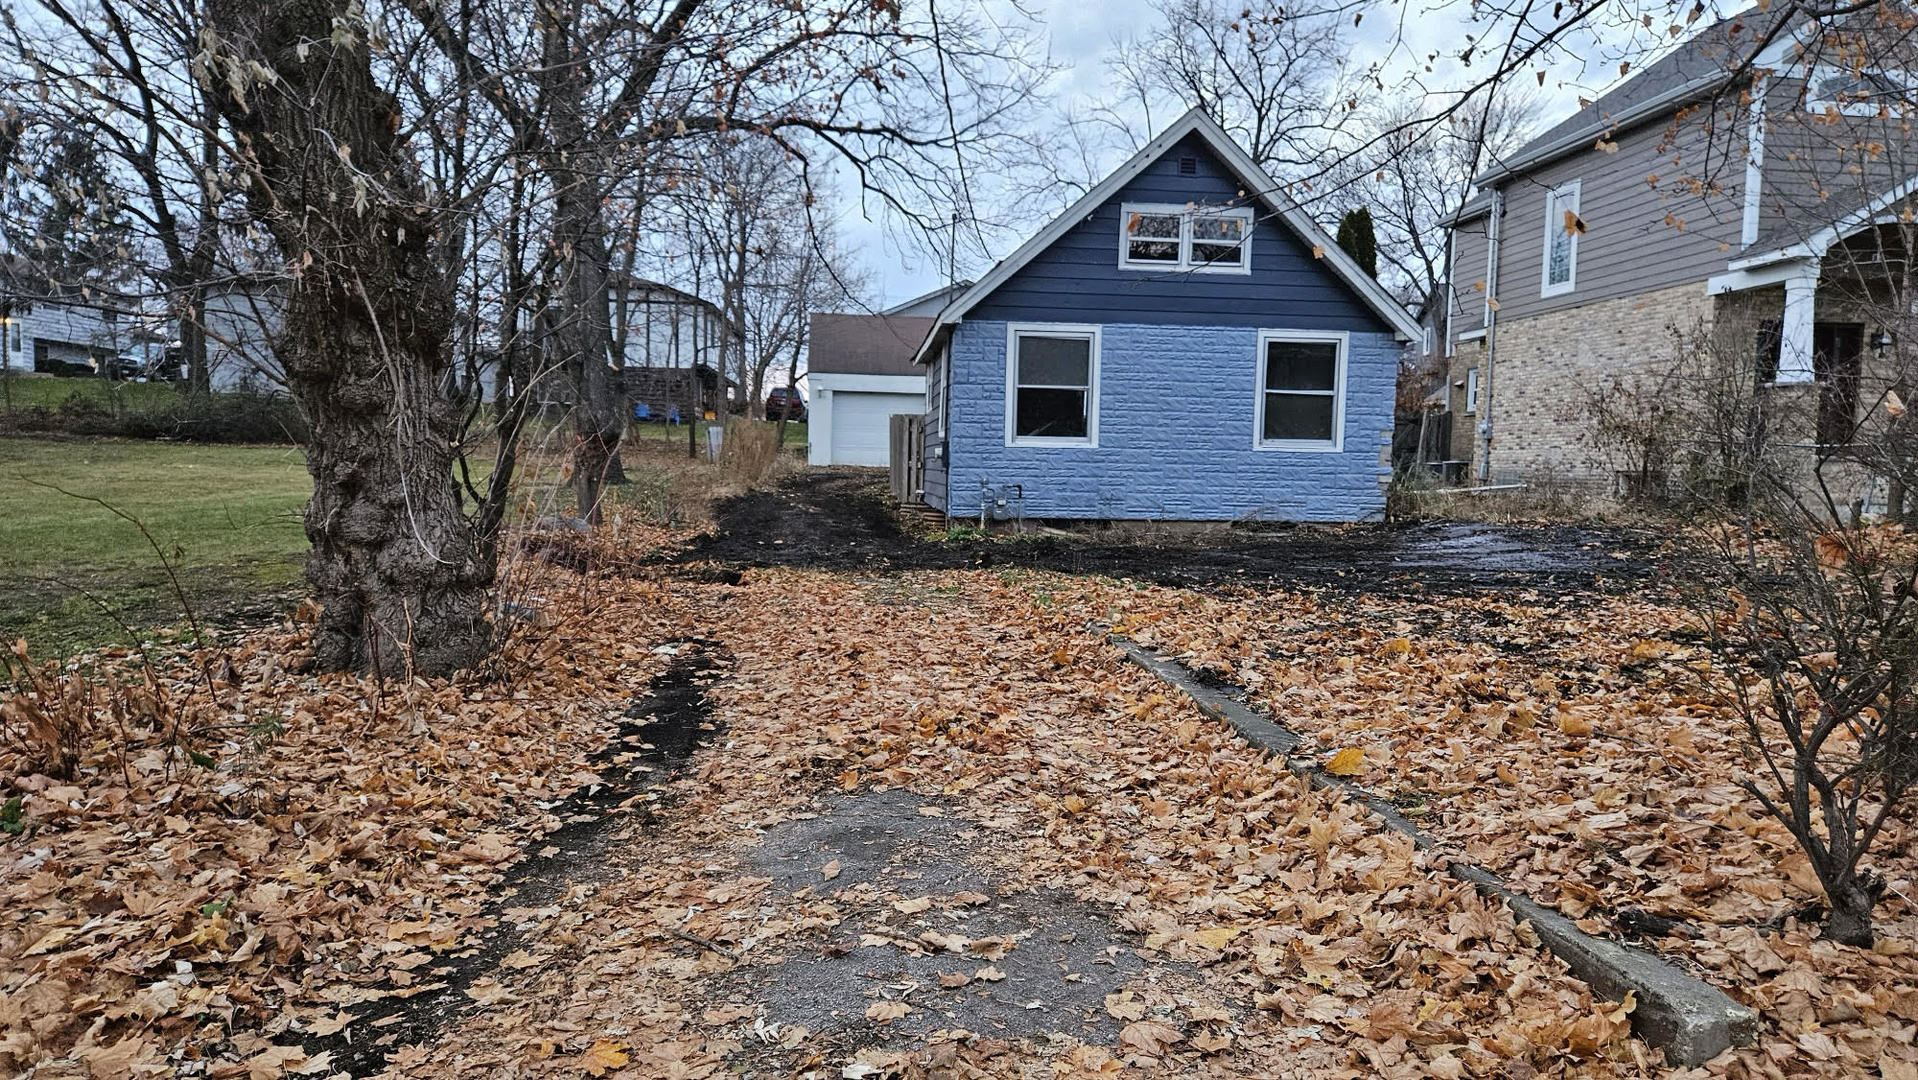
[{"xmin": 936, "ymin": 319, "xmax": 1395, "ymax": 522}]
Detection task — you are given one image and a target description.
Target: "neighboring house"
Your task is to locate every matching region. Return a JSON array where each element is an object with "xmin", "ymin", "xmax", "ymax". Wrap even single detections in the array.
[
  {"xmin": 1440, "ymin": 5, "xmax": 1918, "ymax": 493},
  {"xmin": 531, "ymin": 277, "xmax": 741, "ymax": 415},
  {"xmin": 910, "ymin": 108, "xmax": 1421, "ymax": 522},
  {"xmin": 806, "ymin": 313, "xmax": 933, "ymax": 466},
  {"xmin": 202, "ymin": 276, "xmax": 285, "ymax": 392},
  {"xmin": 883, "ymin": 281, "xmax": 971, "ymax": 318},
  {"xmin": 0, "ymin": 257, "xmax": 138, "ymax": 376},
  {"xmin": 614, "ymin": 278, "xmax": 740, "ymax": 417}
]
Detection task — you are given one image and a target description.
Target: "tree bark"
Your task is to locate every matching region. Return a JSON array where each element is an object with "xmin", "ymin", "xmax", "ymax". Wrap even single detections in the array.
[
  {"xmin": 203, "ymin": 0, "xmax": 492, "ymax": 676},
  {"xmin": 539, "ymin": 1, "xmax": 625, "ymax": 520}
]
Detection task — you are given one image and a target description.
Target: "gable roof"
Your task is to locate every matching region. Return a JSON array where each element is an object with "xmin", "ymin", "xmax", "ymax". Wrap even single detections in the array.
[
  {"xmin": 1477, "ymin": 5, "xmax": 1806, "ymax": 186},
  {"xmin": 884, "ymin": 281, "xmax": 972, "ymax": 317},
  {"xmin": 808, "ymin": 313, "xmax": 934, "ymax": 376},
  {"xmin": 913, "ymin": 108, "xmax": 1422, "ymax": 361}
]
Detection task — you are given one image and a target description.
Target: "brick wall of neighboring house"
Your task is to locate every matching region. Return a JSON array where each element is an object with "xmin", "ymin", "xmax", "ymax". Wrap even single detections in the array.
[
  {"xmin": 1479, "ymin": 280, "xmax": 1715, "ymax": 488},
  {"xmin": 1456, "ymin": 276, "xmax": 1901, "ymax": 504},
  {"xmin": 1445, "ymin": 341, "xmax": 1486, "ymax": 465}
]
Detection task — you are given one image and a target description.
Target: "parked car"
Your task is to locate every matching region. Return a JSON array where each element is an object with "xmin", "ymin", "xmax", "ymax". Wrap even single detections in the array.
[{"xmin": 765, "ymin": 387, "xmax": 807, "ymax": 422}]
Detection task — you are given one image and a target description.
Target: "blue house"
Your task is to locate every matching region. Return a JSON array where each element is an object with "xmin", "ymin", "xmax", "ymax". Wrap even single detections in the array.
[{"xmin": 912, "ymin": 109, "xmax": 1421, "ymax": 522}]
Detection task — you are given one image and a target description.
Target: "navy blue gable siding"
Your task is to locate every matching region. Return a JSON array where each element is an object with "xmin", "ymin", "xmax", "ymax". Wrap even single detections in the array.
[{"xmin": 966, "ymin": 134, "xmax": 1392, "ymax": 333}]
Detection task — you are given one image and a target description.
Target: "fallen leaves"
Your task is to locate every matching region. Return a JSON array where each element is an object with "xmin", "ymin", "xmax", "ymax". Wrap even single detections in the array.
[
  {"xmin": 1323, "ymin": 746, "xmax": 1365, "ymax": 777},
  {"xmin": 577, "ymin": 1039, "xmax": 629, "ymax": 1077}
]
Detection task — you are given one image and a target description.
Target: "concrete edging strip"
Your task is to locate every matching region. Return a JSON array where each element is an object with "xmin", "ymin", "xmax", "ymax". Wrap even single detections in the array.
[{"xmin": 1112, "ymin": 636, "xmax": 1759, "ymax": 1067}]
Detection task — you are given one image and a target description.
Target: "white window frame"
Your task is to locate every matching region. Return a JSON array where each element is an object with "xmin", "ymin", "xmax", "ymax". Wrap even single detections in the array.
[
  {"xmin": 1253, "ymin": 329, "xmax": 1347, "ymax": 453},
  {"xmin": 1465, "ymin": 366, "xmax": 1480, "ymax": 414},
  {"xmin": 1004, "ymin": 322, "xmax": 1100, "ymax": 448},
  {"xmin": 1118, "ymin": 202, "xmax": 1255, "ymax": 275},
  {"xmin": 1541, "ymin": 180, "xmax": 1581, "ymax": 298},
  {"xmin": 1807, "ymin": 64, "xmax": 1917, "ymax": 116}
]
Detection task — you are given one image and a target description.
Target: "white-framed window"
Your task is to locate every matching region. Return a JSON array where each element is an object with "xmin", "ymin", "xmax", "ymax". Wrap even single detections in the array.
[
  {"xmin": 1465, "ymin": 366, "xmax": 1480, "ymax": 413},
  {"xmin": 1005, "ymin": 323, "xmax": 1099, "ymax": 446},
  {"xmin": 1254, "ymin": 329, "xmax": 1346, "ymax": 452},
  {"xmin": 1119, "ymin": 203, "xmax": 1254, "ymax": 274},
  {"xmin": 1541, "ymin": 181, "xmax": 1582, "ymax": 297},
  {"xmin": 1808, "ymin": 65, "xmax": 1916, "ymax": 116}
]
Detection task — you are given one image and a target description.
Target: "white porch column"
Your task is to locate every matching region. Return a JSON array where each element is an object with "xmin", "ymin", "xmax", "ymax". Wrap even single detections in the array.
[{"xmin": 1778, "ymin": 268, "xmax": 1819, "ymax": 384}]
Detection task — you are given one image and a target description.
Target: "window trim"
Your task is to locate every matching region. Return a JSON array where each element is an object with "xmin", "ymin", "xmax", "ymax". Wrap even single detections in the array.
[
  {"xmin": 1117, "ymin": 202, "xmax": 1255, "ymax": 276},
  {"xmin": 1806, "ymin": 64, "xmax": 1916, "ymax": 117},
  {"xmin": 1004, "ymin": 322, "xmax": 1100, "ymax": 448},
  {"xmin": 1465, "ymin": 366, "xmax": 1480, "ymax": 414},
  {"xmin": 1540, "ymin": 180, "xmax": 1582, "ymax": 298},
  {"xmin": 1253, "ymin": 329, "xmax": 1347, "ymax": 453}
]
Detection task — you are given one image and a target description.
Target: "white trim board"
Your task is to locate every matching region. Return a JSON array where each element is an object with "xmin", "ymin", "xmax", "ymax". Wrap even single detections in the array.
[
  {"xmin": 807, "ymin": 372, "xmax": 926, "ymax": 394},
  {"xmin": 913, "ymin": 108, "xmax": 1422, "ymax": 364}
]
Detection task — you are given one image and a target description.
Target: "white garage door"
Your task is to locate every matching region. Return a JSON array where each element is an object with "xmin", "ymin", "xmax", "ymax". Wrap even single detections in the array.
[{"xmin": 830, "ymin": 391, "xmax": 925, "ymax": 466}]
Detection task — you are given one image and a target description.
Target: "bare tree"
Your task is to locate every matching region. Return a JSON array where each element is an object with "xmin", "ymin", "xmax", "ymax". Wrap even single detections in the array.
[{"xmin": 1093, "ymin": 0, "xmax": 1352, "ymax": 172}]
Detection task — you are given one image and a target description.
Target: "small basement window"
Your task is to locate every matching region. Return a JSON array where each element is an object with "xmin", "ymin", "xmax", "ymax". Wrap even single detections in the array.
[
  {"xmin": 1256, "ymin": 331, "xmax": 1346, "ymax": 451},
  {"xmin": 1006, "ymin": 324, "xmax": 1098, "ymax": 445},
  {"xmin": 1120, "ymin": 203, "xmax": 1254, "ymax": 273}
]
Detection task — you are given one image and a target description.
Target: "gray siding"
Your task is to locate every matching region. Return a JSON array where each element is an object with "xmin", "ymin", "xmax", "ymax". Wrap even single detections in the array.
[
  {"xmin": 1755, "ymin": 76, "xmax": 1918, "ymax": 252},
  {"xmin": 1490, "ymin": 105, "xmax": 1747, "ymax": 322},
  {"xmin": 1446, "ymin": 215, "xmax": 1491, "ymax": 342},
  {"xmin": 921, "ymin": 345, "xmax": 949, "ymax": 510}
]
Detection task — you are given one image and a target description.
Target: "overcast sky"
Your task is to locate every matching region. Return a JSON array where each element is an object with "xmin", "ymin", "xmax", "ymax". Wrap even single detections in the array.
[{"xmin": 839, "ymin": 0, "xmax": 1724, "ymax": 309}]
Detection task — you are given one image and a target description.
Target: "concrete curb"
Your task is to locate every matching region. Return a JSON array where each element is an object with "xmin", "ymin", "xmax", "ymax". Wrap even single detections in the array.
[{"xmin": 1112, "ymin": 636, "xmax": 1758, "ymax": 1067}]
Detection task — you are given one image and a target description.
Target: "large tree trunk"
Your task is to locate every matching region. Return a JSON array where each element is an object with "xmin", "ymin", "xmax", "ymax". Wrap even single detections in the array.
[
  {"xmin": 204, "ymin": 0, "xmax": 493, "ymax": 676},
  {"xmin": 539, "ymin": 1, "xmax": 625, "ymax": 521}
]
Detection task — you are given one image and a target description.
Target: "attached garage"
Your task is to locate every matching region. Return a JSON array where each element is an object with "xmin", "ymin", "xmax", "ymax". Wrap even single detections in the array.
[{"xmin": 806, "ymin": 313, "xmax": 932, "ymax": 467}]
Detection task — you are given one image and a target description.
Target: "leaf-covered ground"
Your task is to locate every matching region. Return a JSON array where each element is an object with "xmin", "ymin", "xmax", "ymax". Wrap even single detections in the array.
[{"xmin": 4, "ymin": 508, "xmax": 1915, "ymax": 1079}]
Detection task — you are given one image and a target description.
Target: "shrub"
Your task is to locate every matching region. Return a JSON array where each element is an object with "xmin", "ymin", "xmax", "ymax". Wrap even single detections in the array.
[{"xmin": 4, "ymin": 386, "xmax": 308, "ymax": 444}]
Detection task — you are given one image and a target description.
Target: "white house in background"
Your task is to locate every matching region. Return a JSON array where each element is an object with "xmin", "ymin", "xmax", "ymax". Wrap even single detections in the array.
[
  {"xmin": 202, "ymin": 276, "xmax": 285, "ymax": 391},
  {"xmin": 0, "ymin": 257, "xmax": 137, "ymax": 375},
  {"xmin": 806, "ymin": 311, "xmax": 934, "ymax": 466}
]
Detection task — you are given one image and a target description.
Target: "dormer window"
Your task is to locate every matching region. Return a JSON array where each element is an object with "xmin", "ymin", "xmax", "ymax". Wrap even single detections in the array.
[{"xmin": 1120, "ymin": 203, "xmax": 1254, "ymax": 274}]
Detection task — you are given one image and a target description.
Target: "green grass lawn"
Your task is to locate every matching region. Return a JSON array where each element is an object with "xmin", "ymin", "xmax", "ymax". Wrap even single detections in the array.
[
  {"xmin": 0, "ymin": 437, "xmax": 312, "ymax": 655},
  {"xmin": 0, "ymin": 415, "xmax": 800, "ymax": 655}
]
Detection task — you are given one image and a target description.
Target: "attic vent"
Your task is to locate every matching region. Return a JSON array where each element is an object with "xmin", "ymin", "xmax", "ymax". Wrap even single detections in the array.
[{"xmin": 1178, "ymin": 156, "xmax": 1198, "ymax": 175}]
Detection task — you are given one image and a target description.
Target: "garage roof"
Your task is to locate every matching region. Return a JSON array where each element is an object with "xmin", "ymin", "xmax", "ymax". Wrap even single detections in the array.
[{"xmin": 808, "ymin": 313, "xmax": 934, "ymax": 377}]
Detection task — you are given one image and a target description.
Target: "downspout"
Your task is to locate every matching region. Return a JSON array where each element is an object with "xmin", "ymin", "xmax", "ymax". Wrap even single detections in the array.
[{"xmin": 1477, "ymin": 188, "xmax": 1504, "ymax": 484}]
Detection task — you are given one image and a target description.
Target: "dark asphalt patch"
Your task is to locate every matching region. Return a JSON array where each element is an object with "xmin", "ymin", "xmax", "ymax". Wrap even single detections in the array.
[
  {"xmin": 678, "ymin": 471, "xmax": 1667, "ymax": 597},
  {"xmin": 731, "ymin": 790, "xmax": 1147, "ymax": 1057}
]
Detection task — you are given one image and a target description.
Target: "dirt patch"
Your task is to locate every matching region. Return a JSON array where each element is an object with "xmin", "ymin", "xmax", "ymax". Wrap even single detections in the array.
[
  {"xmin": 301, "ymin": 640, "xmax": 729, "ymax": 1076},
  {"xmin": 679, "ymin": 471, "xmax": 1665, "ymax": 596},
  {"xmin": 730, "ymin": 790, "xmax": 1147, "ymax": 1058}
]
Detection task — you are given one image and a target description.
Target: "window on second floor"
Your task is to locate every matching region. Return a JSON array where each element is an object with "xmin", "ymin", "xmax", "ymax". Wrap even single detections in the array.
[
  {"xmin": 1120, "ymin": 203, "xmax": 1254, "ymax": 274},
  {"xmin": 1808, "ymin": 66, "xmax": 1916, "ymax": 116},
  {"xmin": 1542, "ymin": 181, "xmax": 1583, "ymax": 297}
]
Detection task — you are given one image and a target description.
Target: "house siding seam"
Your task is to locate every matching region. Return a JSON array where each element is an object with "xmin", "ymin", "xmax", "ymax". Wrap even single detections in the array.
[{"xmin": 940, "ymin": 319, "xmax": 1396, "ymax": 521}]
